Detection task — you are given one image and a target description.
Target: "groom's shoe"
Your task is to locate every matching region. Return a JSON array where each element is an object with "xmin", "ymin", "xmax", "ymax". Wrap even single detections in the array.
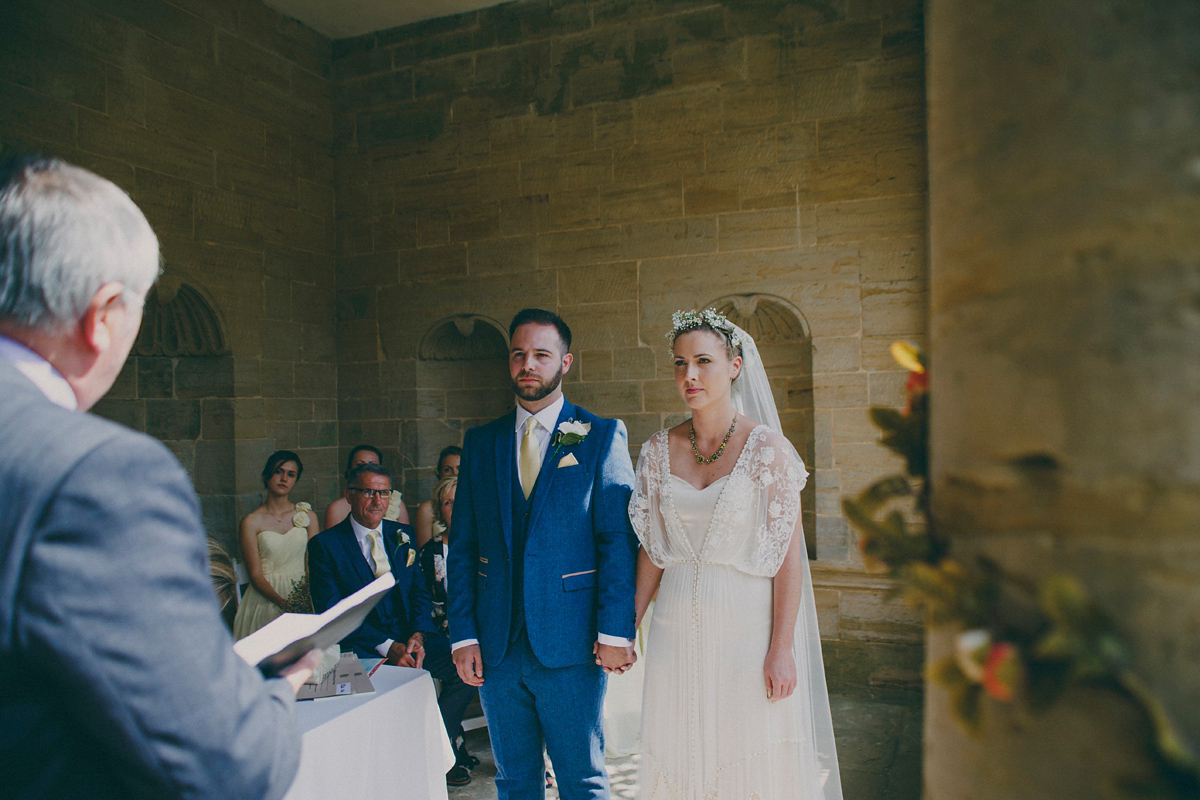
[{"xmin": 446, "ymin": 765, "xmax": 472, "ymax": 787}]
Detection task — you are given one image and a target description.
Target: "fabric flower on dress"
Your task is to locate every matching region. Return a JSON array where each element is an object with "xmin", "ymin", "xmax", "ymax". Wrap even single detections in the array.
[
  {"xmin": 433, "ymin": 553, "xmax": 446, "ymax": 584},
  {"xmin": 760, "ymin": 446, "xmax": 775, "ymax": 465},
  {"xmin": 768, "ymin": 499, "xmax": 783, "ymax": 518},
  {"xmin": 292, "ymin": 502, "xmax": 312, "ymax": 529}
]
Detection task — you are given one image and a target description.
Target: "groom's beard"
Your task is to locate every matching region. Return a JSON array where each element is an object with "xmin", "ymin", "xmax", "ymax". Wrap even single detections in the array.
[{"xmin": 513, "ymin": 366, "xmax": 563, "ymax": 402}]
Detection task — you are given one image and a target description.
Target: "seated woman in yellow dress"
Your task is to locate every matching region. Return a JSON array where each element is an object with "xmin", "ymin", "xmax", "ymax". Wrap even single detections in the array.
[{"xmin": 232, "ymin": 450, "xmax": 319, "ymax": 640}]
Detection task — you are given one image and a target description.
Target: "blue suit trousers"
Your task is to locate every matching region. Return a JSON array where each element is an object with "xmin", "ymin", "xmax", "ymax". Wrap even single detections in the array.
[{"xmin": 479, "ymin": 630, "xmax": 609, "ymax": 800}]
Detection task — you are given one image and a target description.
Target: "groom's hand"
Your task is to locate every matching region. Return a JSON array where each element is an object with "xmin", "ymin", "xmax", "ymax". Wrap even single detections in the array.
[
  {"xmin": 594, "ymin": 642, "xmax": 636, "ymax": 674},
  {"xmin": 453, "ymin": 644, "xmax": 485, "ymax": 686}
]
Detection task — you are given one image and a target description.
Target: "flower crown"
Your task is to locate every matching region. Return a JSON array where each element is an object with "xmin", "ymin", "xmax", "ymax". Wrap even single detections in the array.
[{"xmin": 667, "ymin": 308, "xmax": 746, "ymax": 350}]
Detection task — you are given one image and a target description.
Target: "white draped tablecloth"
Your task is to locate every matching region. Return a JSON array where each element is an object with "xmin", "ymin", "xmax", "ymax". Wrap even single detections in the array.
[{"xmin": 285, "ymin": 664, "xmax": 456, "ymax": 800}]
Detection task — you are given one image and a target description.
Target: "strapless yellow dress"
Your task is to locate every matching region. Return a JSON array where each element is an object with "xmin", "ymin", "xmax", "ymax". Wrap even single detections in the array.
[{"xmin": 232, "ymin": 504, "xmax": 312, "ymax": 640}]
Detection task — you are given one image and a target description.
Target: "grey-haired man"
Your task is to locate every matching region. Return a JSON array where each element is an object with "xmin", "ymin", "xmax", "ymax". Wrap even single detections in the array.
[{"xmin": 0, "ymin": 154, "xmax": 318, "ymax": 799}]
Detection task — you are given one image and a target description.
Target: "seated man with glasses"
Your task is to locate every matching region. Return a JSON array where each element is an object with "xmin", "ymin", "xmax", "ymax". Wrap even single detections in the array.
[{"xmin": 308, "ymin": 463, "xmax": 476, "ymax": 786}]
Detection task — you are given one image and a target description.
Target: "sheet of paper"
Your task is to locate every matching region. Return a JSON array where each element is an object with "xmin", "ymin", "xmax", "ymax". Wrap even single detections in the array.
[{"xmin": 296, "ymin": 652, "xmax": 376, "ymax": 701}]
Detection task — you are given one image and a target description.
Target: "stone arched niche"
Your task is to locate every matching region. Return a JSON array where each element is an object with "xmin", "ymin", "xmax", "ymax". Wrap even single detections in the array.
[
  {"xmin": 410, "ymin": 314, "xmax": 512, "ymax": 509},
  {"xmin": 135, "ymin": 276, "xmax": 230, "ymax": 357},
  {"xmin": 418, "ymin": 314, "xmax": 508, "ymax": 361},
  {"xmin": 708, "ymin": 294, "xmax": 817, "ymax": 559}
]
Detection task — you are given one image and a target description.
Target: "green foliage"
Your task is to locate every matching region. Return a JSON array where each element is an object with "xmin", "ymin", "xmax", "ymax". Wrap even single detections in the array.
[{"xmin": 842, "ymin": 346, "xmax": 1200, "ymax": 796}]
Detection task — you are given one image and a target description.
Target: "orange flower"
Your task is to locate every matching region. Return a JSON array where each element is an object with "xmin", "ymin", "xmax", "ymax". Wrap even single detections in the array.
[
  {"xmin": 905, "ymin": 369, "xmax": 929, "ymax": 396},
  {"xmin": 981, "ymin": 642, "xmax": 1020, "ymax": 703}
]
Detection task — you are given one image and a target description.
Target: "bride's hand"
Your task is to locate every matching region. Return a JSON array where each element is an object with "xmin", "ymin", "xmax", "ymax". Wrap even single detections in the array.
[{"xmin": 763, "ymin": 646, "xmax": 797, "ymax": 702}]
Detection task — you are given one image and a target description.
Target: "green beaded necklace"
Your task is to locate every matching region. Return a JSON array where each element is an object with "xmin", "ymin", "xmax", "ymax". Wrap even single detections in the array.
[{"xmin": 690, "ymin": 414, "xmax": 737, "ymax": 464}]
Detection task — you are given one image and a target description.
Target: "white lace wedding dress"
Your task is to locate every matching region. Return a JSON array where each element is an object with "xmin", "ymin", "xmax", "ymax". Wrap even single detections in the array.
[{"xmin": 630, "ymin": 426, "xmax": 842, "ymax": 800}]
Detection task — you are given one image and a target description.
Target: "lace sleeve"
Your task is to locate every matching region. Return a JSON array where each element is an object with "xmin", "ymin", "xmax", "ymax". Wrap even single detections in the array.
[
  {"xmin": 750, "ymin": 433, "xmax": 809, "ymax": 576},
  {"xmin": 629, "ymin": 431, "xmax": 670, "ymax": 568}
]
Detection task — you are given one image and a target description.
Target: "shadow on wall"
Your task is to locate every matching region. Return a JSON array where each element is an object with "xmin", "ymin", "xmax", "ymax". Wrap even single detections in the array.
[{"xmin": 93, "ymin": 275, "xmax": 236, "ymax": 547}]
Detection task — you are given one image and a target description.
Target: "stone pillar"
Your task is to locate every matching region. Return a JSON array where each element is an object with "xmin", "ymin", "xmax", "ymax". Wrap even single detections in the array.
[{"xmin": 926, "ymin": 1, "xmax": 1200, "ymax": 797}]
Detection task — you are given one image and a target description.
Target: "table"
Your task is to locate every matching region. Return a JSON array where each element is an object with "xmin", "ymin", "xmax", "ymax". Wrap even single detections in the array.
[{"xmin": 285, "ymin": 664, "xmax": 456, "ymax": 800}]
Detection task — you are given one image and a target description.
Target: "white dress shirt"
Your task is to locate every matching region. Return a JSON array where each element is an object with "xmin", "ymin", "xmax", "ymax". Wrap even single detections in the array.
[
  {"xmin": 0, "ymin": 334, "xmax": 77, "ymax": 410},
  {"xmin": 348, "ymin": 514, "xmax": 396, "ymax": 658},
  {"xmin": 514, "ymin": 393, "xmax": 565, "ymax": 464},
  {"xmin": 454, "ymin": 394, "xmax": 633, "ymax": 651}
]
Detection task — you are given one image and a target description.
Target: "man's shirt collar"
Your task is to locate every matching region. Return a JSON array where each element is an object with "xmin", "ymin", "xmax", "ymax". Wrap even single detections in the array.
[
  {"xmin": 0, "ymin": 334, "xmax": 77, "ymax": 410},
  {"xmin": 514, "ymin": 393, "xmax": 565, "ymax": 434}
]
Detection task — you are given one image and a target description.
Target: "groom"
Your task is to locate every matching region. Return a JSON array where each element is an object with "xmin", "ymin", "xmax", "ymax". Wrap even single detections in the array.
[{"xmin": 448, "ymin": 308, "xmax": 638, "ymax": 799}]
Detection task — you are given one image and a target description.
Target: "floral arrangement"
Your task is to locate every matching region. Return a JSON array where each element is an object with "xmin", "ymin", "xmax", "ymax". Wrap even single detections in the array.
[
  {"xmin": 842, "ymin": 342, "xmax": 1199, "ymax": 797},
  {"xmin": 666, "ymin": 308, "xmax": 746, "ymax": 350}
]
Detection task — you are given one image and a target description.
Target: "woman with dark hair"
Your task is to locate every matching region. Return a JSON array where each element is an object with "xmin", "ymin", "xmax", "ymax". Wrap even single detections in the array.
[
  {"xmin": 414, "ymin": 445, "xmax": 461, "ymax": 548},
  {"xmin": 324, "ymin": 444, "xmax": 411, "ymax": 529},
  {"xmin": 232, "ymin": 450, "xmax": 319, "ymax": 639}
]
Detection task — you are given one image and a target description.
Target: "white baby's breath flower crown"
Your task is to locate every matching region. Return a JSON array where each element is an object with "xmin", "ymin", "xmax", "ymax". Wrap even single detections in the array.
[{"xmin": 666, "ymin": 308, "xmax": 746, "ymax": 350}]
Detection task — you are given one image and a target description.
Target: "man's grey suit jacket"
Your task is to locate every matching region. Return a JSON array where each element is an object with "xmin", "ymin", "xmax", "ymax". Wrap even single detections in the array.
[{"xmin": 0, "ymin": 357, "xmax": 301, "ymax": 799}]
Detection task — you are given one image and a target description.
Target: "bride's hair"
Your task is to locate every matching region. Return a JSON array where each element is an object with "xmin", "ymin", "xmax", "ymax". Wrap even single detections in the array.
[{"xmin": 668, "ymin": 308, "xmax": 744, "ymax": 363}]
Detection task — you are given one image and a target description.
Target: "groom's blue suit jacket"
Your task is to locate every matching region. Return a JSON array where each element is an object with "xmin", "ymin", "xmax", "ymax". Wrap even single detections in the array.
[
  {"xmin": 308, "ymin": 518, "xmax": 434, "ymax": 659},
  {"xmin": 447, "ymin": 400, "xmax": 638, "ymax": 669}
]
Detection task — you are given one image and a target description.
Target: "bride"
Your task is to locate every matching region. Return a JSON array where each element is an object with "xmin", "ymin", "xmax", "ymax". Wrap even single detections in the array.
[{"xmin": 629, "ymin": 309, "xmax": 842, "ymax": 800}]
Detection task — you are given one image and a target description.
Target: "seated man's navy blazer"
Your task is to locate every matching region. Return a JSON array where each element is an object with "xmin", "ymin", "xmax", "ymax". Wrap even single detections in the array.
[{"xmin": 308, "ymin": 518, "xmax": 434, "ymax": 658}]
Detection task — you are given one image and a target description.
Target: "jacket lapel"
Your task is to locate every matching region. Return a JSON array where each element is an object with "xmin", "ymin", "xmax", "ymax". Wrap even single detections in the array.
[
  {"xmin": 339, "ymin": 521, "xmax": 375, "ymax": 588},
  {"xmin": 494, "ymin": 410, "xmax": 516, "ymax": 556},
  {"xmin": 382, "ymin": 523, "xmax": 406, "ymax": 617},
  {"xmin": 526, "ymin": 400, "xmax": 575, "ymax": 535}
]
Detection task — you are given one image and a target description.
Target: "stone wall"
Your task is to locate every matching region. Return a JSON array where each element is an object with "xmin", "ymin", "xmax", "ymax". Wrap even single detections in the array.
[
  {"xmin": 333, "ymin": 0, "xmax": 926, "ymax": 682},
  {"xmin": 0, "ymin": 0, "xmax": 339, "ymax": 550}
]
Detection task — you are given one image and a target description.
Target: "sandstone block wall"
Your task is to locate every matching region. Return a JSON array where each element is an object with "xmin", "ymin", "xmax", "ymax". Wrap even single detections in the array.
[
  {"xmin": 333, "ymin": 0, "xmax": 926, "ymax": 682},
  {"xmin": 0, "ymin": 0, "xmax": 339, "ymax": 550}
]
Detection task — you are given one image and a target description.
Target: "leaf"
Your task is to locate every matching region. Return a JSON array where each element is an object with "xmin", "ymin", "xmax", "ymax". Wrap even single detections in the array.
[
  {"xmin": 890, "ymin": 340, "xmax": 925, "ymax": 373},
  {"xmin": 1039, "ymin": 574, "xmax": 1091, "ymax": 627},
  {"xmin": 1033, "ymin": 629, "xmax": 1084, "ymax": 661},
  {"xmin": 869, "ymin": 406, "xmax": 908, "ymax": 434},
  {"xmin": 928, "ymin": 654, "xmax": 967, "ymax": 689},
  {"xmin": 855, "ymin": 475, "xmax": 913, "ymax": 512}
]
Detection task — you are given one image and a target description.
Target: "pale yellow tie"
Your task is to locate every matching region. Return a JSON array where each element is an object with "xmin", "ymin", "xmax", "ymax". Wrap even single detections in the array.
[
  {"xmin": 367, "ymin": 529, "xmax": 390, "ymax": 578},
  {"xmin": 519, "ymin": 416, "xmax": 540, "ymax": 499}
]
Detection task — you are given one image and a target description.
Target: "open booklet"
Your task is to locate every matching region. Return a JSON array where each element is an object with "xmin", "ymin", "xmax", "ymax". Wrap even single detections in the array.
[{"xmin": 233, "ymin": 573, "xmax": 395, "ymax": 677}]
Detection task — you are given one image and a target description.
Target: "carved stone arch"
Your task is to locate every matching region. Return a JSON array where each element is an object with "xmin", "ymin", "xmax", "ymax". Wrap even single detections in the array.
[
  {"xmin": 706, "ymin": 293, "xmax": 822, "ymax": 560},
  {"xmin": 134, "ymin": 271, "xmax": 230, "ymax": 357},
  {"xmin": 706, "ymin": 293, "xmax": 811, "ymax": 343},
  {"xmin": 418, "ymin": 314, "xmax": 508, "ymax": 361}
]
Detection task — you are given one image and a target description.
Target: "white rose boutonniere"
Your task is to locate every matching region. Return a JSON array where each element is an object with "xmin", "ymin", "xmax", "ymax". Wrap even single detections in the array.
[
  {"xmin": 393, "ymin": 530, "xmax": 416, "ymax": 567},
  {"xmin": 292, "ymin": 502, "xmax": 312, "ymax": 529},
  {"xmin": 551, "ymin": 419, "xmax": 591, "ymax": 461},
  {"xmin": 553, "ymin": 419, "xmax": 591, "ymax": 447}
]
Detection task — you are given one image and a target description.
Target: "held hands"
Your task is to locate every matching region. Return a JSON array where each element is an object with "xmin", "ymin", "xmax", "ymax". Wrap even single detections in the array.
[
  {"xmin": 763, "ymin": 645, "xmax": 797, "ymax": 702},
  {"xmin": 453, "ymin": 643, "xmax": 485, "ymax": 687},
  {"xmin": 594, "ymin": 641, "xmax": 637, "ymax": 675}
]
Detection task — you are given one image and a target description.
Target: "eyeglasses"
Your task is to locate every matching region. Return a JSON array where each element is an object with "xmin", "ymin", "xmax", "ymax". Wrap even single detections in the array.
[{"xmin": 349, "ymin": 488, "xmax": 390, "ymax": 500}]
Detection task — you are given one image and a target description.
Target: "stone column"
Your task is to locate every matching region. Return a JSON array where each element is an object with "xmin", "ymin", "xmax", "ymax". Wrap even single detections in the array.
[{"xmin": 926, "ymin": 1, "xmax": 1200, "ymax": 797}]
